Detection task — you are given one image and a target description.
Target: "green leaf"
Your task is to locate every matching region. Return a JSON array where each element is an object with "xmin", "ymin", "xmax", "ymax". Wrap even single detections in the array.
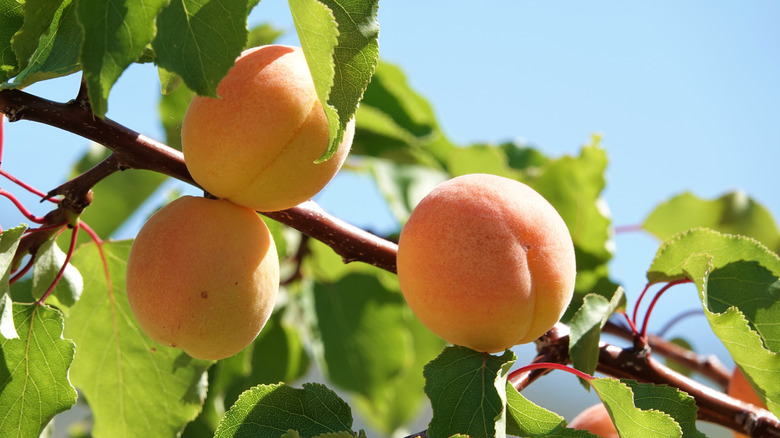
[
  {"xmin": 0, "ymin": 0, "xmax": 24, "ymax": 82},
  {"xmin": 289, "ymin": 0, "xmax": 380, "ymax": 162},
  {"xmin": 527, "ymin": 138, "xmax": 612, "ymax": 266},
  {"xmin": 351, "ymin": 310, "xmax": 445, "ymax": 436},
  {"xmin": 447, "ymin": 144, "xmax": 518, "ymax": 179},
  {"xmin": 244, "ymin": 312, "xmax": 310, "ymax": 385},
  {"xmin": 70, "ymin": 144, "xmax": 167, "ymax": 240},
  {"xmin": 153, "ymin": 0, "xmax": 249, "ymax": 98},
  {"xmin": 622, "ymin": 380, "xmax": 704, "ymax": 438},
  {"xmin": 31, "ymin": 239, "xmax": 83, "ymax": 309},
  {"xmin": 246, "ymin": 22, "xmax": 284, "ymax": 50},
  {"xmin": 311, "ymin": 272, "xmax": 411, "ymax": 399},
  {"xmin": 590, "ymin": 378, "xmax": 682, "ymax": 437},
  {"xmin": 66, "ymin": 240, "xmax": 212, "ymax": 437},
  {"xmin": 10, "ymin": 0, "xmax": 63, "ymax": 71},
  {"xmin": 644, "ymin": 191, "xmax": 780, "ymax": 254},
  {"xmin": 423, "ymin": 346, "xmax": 515, "ymax": 438},
  {"xmin": 647, "ymin": 228, "xmax": 780, "ymax": 416},
  {"xmin": 367, "ymin": 158, "xmax": 449, "ymax": 224},
  {"xmin": 215, "ymin": 382, "xmax": 354, "ymax": 437},
  {"xmin": 0, "ymin": 226, "xmax": 25, "ymax": 339},
  {"xmin": 10, "ymin": 0, "xmax": 82, "ymax": 89},
  {"xmin": 568, "ymin": 288, "xmax": 624, "ymax": 382},
  {"xmin": 78, "ymin": 0, "xmax": 168, "ymax": 116},
  {"xmin": 354, "ymin": 61, "xmax": 454, "ymax": 165},
  {"xmin": 0, "ymin": 303, "xmax": 77, "ymax": 437},
  {"xmin": 505, "ymin": 382, "xmax": 598, "ymax": 437}
]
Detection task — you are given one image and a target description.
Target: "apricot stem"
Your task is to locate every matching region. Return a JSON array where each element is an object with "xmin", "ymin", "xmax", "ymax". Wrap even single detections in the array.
[
  {"xmin": 0, "ymin": 168, "xmax": 58, "ymax": 202},
  {"xmin": 508, "ymin": 361, "xmax": 594, "ymax": 387},
  {"xmin": 0, "ymin": 189, "xmax": 45, "ymax": 223},
  {"xmin": 639, "ymin": 279, "xmax": 693, "ymax": 340}
]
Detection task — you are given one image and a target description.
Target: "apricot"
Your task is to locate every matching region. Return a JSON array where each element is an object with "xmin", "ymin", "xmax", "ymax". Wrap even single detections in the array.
[
  {"xmin": 728, "ymin": 367, "xmax": 766, "ymax": 438},
  {"xmin": 396, "ymin": 173, "xmax": 576, "ymax": 353},
  {"xmin": 569, "ymin": 403, "xmax": 619, "ymax": 438},
  {"xmin": 181, "ymin": 44, "xmax": 354, "ymax": 212},
  {"xmin": 126, "ymin": 196, "xmax": 279, "ymax": 360}
]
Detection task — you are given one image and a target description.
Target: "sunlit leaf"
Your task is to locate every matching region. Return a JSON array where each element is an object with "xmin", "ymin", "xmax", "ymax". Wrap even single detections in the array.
[
  {"xmin": 590, "ymin": 378, "xmax": 682, "ymax": 437},
  {"xmin": 647, "ymin": 228, "xmax": 780, "ymax": 417},
  {"xmin": 0, "ymin": 0, "xmax": 24, "ymax": 81},
  {"xmin": 31, "ymin": 238, "xmax": 83, "ymax": 310},
  {"xmin": 289, "ymin": 0, "xmax": 380, "ymax": 162},
  {"xmin": 644, "ymin": 191, "xmax": 780, "ymax": 254},
  {"xmin": 505, "ymin": 382, "xmax": 598, "ymax": 437},
  {"xmin": 215, "ymin": 382, "xmax": 354, "ymax": 437},
  {"xmin": 0, "ymin": 303, "xmax": 77, "ymax": 437},
  {"xmin": 10, "ymin": 0, "xmax": 82, "ymax": 89},
  {"xmin": 67, "ymin": 241, "xmax": 211, "ymax": 437}
]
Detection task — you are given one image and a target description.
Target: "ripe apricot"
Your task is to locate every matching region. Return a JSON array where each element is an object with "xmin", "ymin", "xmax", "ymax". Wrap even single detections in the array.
[
  {"xmin": 396, "ymin": 173, "xmax": 576, "ymax": 353},
  {"xmin": 728, "ymin": 367, "xmax": 766, "ymax": 438},
  {"xmin": 568, "ymin": 403, "xmax": 619, "ymax": 438},
  {"xmin": 126, "ymin": 196, "xmax": 279, "ymax": 360},
  {"xmin": 181, "ymin": 44, "xmax": 354, "ymax": 212}
]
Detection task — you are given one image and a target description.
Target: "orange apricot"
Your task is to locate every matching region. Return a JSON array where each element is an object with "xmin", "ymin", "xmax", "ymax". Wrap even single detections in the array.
[
  {"xmin": 396, "ymin": 173, "xmax": 576, "ymax": 353},
  {"xmin": 126, "ymin": 196, "xmax": 279, "ymax": 360},
  {"xmin": 569, "ymin": 403, "xmax": 619, "ymax": 438},
  {"xmin": 728, "ymin": 367, "xmax": 767, "ymax": 438},
  {"xmin": 182, "ymin": 44, "xmax": 354, "ymax": 212}
]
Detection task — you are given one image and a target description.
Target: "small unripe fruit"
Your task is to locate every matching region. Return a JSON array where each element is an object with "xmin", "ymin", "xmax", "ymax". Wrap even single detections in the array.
[
  {"xmin": 182, "ymin": 44, "xmax": 354, "ymax": 212},
  {"xmin": 126, "ymin": 196, "xmax": 279, "ymax": 360},
  {"xmin": 569, "ymin": 403, "xmax": 619, "ymax": 438},
  {"xmin": 728, "ymin": 367, "xmax": 766, "ymax": 438},
  {"xmin": 396, "ymin": 173, "xmax": 576, "ymax": 353}
]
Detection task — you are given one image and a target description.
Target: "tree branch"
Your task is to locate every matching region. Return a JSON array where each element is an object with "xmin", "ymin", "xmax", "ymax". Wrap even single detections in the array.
[{"xmin": 0, "ymin": 87, "xmax": 398, "ymax": 272}]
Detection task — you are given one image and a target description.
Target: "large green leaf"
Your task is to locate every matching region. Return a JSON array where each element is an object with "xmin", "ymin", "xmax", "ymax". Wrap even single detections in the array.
[
  {"xmin": 10, "ymin": 0, "xmax": 82, "ymax": 89},
  {"xmin": 644, "ymin": 191, "xmax": 780, "ymax": 254},
  {"xmin": 354, "ymin": 61, "xmax": 454, "ymax": 165},
  {"xmin": 590, "ymin": 378, "xmax": 683, "ymax": 437},
  {"xmin": 311, "ymin": 272, "xmax": 411, "ymax": 399},
  {"xmin": 647, "ymin": 228, "xmax": 780, "ymax": 416},
  {"xmin": 622, "ymin": 379, "xmax": 704, "ymax": 437},
  {"xmin": 289, "ymin": 0, "xmax": 380, "ymax": 162},
  {"xmin": 66, "ymin": 240, "xmax": 211, "ymax": 437},
  {"xmin": 505, "ymin": 383, "xmax": 597, "ymax": 437},
  {"xmin": 0, "ymin": 0, "xmax": 24, "ymax": 81},
  {"xmin": 366, "ymin": 158, "xmax": 448, "ymax": 224},
  {"xmin": 215, "ymin": 382, "xmax": 355, "ymax": 437},
  {"xmin": 351, "ymin": 310, "xmax": 445, "ymax": 436},
  {"xmin": 423, "ymin": 346, "xmax": 515, "ymax": 438},
  {"xmin": 78, "ymin": 0, "xmax": 168, "ymax": 116},
  {"xmin": 0, "ymin": 303, "xmax": 77, "ymax": 437},
  {"xmin": 153, "ymin": 0, "xmax": 250, "ymax": 98},
  {"xmin": 10, "ymin": 0, "xmax": 62, "ymax": 71}
]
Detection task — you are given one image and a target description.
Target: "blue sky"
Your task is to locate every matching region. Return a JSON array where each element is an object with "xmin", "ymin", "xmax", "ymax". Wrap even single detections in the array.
[{"xmin": 2, "ymin": 2, "xmax": 778, "ymax": 434}]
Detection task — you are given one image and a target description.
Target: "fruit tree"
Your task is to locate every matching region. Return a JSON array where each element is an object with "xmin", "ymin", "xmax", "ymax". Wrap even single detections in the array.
[{"xmin": 0, "ymin": 2, "xmax": 778, "ymax": 438}]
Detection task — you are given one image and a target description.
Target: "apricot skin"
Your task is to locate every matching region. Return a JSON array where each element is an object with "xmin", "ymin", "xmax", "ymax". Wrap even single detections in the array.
[
  {"xmin": 568, "ymin": 403, "xmax": 619, "ymax": 438},
  {"xmin": 181, "ymin": 45, "xmax": 354, "ymax": 212},
  {"xmin": 396, "ymin": 173, "xmax": 576, "ymax": 353},
  {"xmin": 728, "ymin": 367, "xmax": 766, "ymax": 438},
  {"xmin": 126, "ymin": 196, "xmax": 279, "ymax": 360}
]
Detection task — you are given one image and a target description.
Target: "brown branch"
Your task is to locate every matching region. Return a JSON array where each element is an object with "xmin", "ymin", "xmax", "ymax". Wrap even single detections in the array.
[
  {"xmin": 536, "ymin": 323, "xmax": 780, "ymax": 437},
  {"xmin": 602, "ymin": 320, "xmax": 731, "ymax": 389},
  {"xmin": 0, "ymin": 87, "xmax": 398, "ymax": 272}
]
